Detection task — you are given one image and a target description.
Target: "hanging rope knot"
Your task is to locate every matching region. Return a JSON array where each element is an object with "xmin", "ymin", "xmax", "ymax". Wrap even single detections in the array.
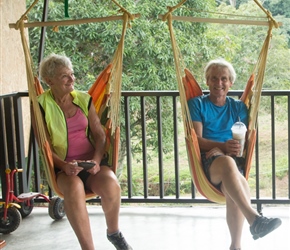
[
  {"xmin": 15, "ymin": 15, "xmax": 28, "ymax": 30},
  {"xmin": 121, "ymin": 12, "xmax": 132, "ymax": 29},
  {"xmin": 15, "ymin": 0, "xmax": 39, "ymax": 30},
  {"xmin": 167, "ymin": 6, "xmax": 174, "ymax": 12},
  {"xmin": 112, "ymin": 0, "xmax": 134, "ymax": 20},
  {"xmin": 253, "ymin": 0, "xmax": 280, "ymax": 29},
  {"xmin": 266, "ymin": 10, "xmax": 279, "ymax": 29},
  {"xmin": 118, "ymin": 7, "xmax": 133, "ymax": 19},
  {"xmin": 161, "ymin": 6, "xmax": 174, "ymax": 21},
  {"xmin": 113, "ymin": 0, "xmax": 136, "ymax": 28},
  {"xmin": 122, "ymin": 10, "xmax": 135, "ymax": 24},
  {"xmin": 15, "ymin": 20, "xmax": 21, "ymax": 31},
  {"xmin": 162, "ymin": 0, "xmax": 187, "ymax": 22}
]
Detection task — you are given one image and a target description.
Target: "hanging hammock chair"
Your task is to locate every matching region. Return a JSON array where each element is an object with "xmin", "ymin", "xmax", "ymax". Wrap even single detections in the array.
[
  {"xmin": 160, "ymin": 0, "xmax": 281, "ymax": 203},
  {"xmin": 11, "ymin": 0, "xmax": 138, "ymax": 199}
]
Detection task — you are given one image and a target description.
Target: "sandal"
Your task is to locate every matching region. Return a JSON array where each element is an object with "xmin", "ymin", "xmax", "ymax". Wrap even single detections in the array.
[{"xmin": 250, "ymin": 215, "xmax": 282, "ymax": 240}]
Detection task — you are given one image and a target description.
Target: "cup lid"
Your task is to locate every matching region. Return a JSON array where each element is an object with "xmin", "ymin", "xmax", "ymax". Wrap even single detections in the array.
[{"xmin": 231, "ymin": 121, "xmax": 247, "ymax": 132}]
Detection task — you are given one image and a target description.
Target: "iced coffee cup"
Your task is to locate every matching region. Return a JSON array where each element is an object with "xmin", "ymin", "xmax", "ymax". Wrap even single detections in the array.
[{"xmin": 231, "ymin": 121, "xmax": 247, "ymax": 157}]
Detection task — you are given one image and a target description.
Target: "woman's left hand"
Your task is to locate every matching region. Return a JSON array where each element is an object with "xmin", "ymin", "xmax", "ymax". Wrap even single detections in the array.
[{"xmin": 81, "ymin": 160, "xmax": 101, "ymax": 175}]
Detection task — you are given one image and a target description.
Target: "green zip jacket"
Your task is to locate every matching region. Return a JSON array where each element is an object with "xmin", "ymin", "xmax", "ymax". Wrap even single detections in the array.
[{"xmin": 38, "ymin": 89, "xmax": 92, "ymax": 160}]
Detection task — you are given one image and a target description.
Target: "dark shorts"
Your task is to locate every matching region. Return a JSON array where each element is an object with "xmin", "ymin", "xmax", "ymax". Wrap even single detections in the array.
[{"xmin": 201, "ymin": 153, "xmax": 245, "ymax": 190}]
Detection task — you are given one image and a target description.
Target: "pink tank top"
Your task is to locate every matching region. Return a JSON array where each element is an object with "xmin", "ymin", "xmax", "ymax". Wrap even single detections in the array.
[{"xmin": 65, "ymin": 108, "xmax": 95, "ymax": 162}]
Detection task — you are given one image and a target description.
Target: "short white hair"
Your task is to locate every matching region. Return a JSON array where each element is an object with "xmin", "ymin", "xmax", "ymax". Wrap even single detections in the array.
[
  {"xmin": 204, "ymin": 58, "xmax": 236, "ymax": 83},
  {"xmin": 39, "ymin": 54, "xmax": 73, "ymax": 84}
]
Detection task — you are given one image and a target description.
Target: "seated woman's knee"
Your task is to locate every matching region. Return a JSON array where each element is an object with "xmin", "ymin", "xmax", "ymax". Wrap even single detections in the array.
[
  {"xmin": 58, "ymin": 175, "xmax": 85, "ymax": 194},
  {"xmin": 89, "ymin": 169, "xmax": 120, "ymax": 194},
  {"xmin": 102, "ymin": 175, "xmax": 120, "ymax": 193},
  {"xmin": 95, "ymin": 178, "xmax": 120, "ymax": 200}
]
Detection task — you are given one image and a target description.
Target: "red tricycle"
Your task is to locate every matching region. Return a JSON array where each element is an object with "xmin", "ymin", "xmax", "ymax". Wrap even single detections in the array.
[{"xmin": 0, "ymin": 168, "xmax": 65, "ymax": 234}]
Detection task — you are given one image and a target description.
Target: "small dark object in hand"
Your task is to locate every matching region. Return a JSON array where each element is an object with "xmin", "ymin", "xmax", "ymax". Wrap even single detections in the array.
[{"xmin": 77, "ymin": 161, "xmax": 95, "ymax": 170}]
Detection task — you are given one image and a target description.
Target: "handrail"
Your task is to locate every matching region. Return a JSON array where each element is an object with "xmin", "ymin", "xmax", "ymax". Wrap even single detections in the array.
[{"xmin": 1, "ymin": 90, "xmax": 290, "ymax": 210}]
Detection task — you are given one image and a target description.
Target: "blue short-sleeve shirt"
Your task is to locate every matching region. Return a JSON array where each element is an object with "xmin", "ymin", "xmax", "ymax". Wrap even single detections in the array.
[{"xmin": 188, "ymin": 94, "xmax": 248, "ymax": 143}]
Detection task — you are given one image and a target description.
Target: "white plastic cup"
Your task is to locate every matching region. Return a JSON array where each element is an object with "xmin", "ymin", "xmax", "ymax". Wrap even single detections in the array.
[{"xmin": 231, "ymin": 121, "xmax": 247, "ymax": 157}]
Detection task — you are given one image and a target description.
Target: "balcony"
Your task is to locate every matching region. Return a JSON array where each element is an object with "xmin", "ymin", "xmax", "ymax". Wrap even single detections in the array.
[
  {"xmin": 0, "ymin": 90, "xmax": 290, "ymax": 249},
  {"xmin": 1, "ymin": 90, "xmax": 290, "ymax": 207}
]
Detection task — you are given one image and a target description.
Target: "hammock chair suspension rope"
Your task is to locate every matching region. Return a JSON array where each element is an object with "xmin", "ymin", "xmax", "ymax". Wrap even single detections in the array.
[
  {"xmin": 12, "ymin": 0, "xmax": 138, "ymax": 198},
  {"xmin": 160, "ymin": 0, "xmax": 280, "ymax": 203}
]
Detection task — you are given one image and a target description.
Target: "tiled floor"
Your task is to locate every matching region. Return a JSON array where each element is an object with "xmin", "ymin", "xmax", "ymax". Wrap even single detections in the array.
[{"xmin": 0, "ymin": 204, "xmax": 289, "ymax": 250}]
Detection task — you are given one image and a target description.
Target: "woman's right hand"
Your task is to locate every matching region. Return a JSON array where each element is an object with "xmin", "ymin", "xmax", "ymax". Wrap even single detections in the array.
[{"xmin": 64, "ymin": 161, "xmax": 83, "ymax": 176}]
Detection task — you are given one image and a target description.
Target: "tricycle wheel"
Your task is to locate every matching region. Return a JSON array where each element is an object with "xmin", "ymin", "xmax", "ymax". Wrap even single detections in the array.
[
  {"xmin": 49, "ymin": 197, "xmax": 65, "ymax": 220},
  {"xmin": 0, "ymin": 206, "xmax": 22, "ymax": 234},
  {"xmin": 18, "ymin": 199, "xmax": 34, "ymax": 218}
]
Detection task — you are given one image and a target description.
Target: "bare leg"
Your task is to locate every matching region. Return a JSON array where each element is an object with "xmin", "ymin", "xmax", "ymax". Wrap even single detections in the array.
[
  {"xmin": 222, "ymin": 186, "xmax": 245, "ymax": 250},
  {"xmin": 86, "ymin": 166, "xmax": 121, "ymax": 234},
  {"xmin": 210, "ymin": 156, "xmax": 258, "ymax": 224},
  {"xmin": 57, "ymin": 173, "xmax": 95, "ymax": 250},
  {"xmin": 210, "ymin": 156, "xmax": 259, "ymax": 249}
]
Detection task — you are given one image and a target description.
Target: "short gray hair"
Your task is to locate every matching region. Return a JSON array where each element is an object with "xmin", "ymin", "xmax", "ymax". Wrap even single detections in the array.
[
  {"xmin": 204, "ymin": 58, "xmax": 236, "ymax": 83},
  {"xmin": 39, "ymin": 54, "xmax": 73, "ymax": 84}
]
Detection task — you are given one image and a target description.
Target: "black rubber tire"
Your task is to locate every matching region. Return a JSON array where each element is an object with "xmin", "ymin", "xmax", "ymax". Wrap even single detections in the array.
[
  {"xmin": 48, "ymin": 197, "xmax": 65, "ymax": 220},
  {"xmin": 18, "ymin": 199, "xmax": 34, "ymax": 218},
  {"xmin": 0, "ymin": 206, "xmax": 22, "ymax": 234}
]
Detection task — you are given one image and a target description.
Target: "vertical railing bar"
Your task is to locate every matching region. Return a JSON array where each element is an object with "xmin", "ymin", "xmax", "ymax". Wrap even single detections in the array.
[
  {"xmin": 254, "ymin": 99, "xmax": 262, "ymax": 212},
  {"xmin": 191, "ymin": 181, "xmax": 196, "ymax": 199},
  {"xmin": 4, "ymin": 97, "xmax": 16, "ymax": 169},
  {"xmin": 0, "ymin": 99, "xmax": 8, "ymax": 168},
  {"xmin": 156, "ymin": 96, "xmax": 164, "ymax": 198},
  {"xmin": 0, "ymin": 98, "xmax": 8, "ymax": 199},
  {"xmin": 124, "ymin": 96, "xmax": 133, "ymax": 198},
  {"xmin": 13, "ymin": 95, "xmax": 28, "ymax": 193},
  {"xmin": 287, "ymin": 94, "xmax": 290, "ymax": 199},
  {"xmin": 37, "ymin": 0, "xmax": 49, "ymax": 65},
  {"xmin": 271, "ymin": 95, "xmax": 276, "ymax": 199},
  {"xmin": 255, "ymin": 118, "xmax": 260, "ymax": 200},
  {"xmin": 140, "ymin": 96, "xmax": 148, "ymax": 198},
  {"xmin": 27, "ymin": 128, "xmax": 42, "ymax": 193},
  {"xmin": 4, "ymin": 97, "xmax": 22, "ymax": 196},
  {"xmin": 26, "ymin": 130, "xmax": 34, "ymax": 189},
  {"xmin": 4, "ymin": 97, "xmax": 21, "ymax": 196},
  {"xmin": 172, "ymin": 96, "xmax": 180, "ymax": 198},
  {"xmin": 288, "ymin": 95, "xmax": 290, "ymax": 199}
]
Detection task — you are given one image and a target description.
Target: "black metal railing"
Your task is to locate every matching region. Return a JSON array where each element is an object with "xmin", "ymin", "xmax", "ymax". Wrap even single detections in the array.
[{"xmin": 1, "ymin": 90, "xmax": 290, "ymax": 210}]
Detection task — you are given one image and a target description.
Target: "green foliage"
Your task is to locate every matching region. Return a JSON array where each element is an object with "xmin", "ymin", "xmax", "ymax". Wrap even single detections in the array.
[
  {"xmin": 26, "ymin": 0, "xmax": 290, "ymax": 90},
  {"xmin": 215, "ymin": 0, "xmax": 248, "ymax": 8},
  {"xmin": 201, "ymin": 2, "xmax": 290, "ymax": 90},
  {"xmin": 27, "ymin": 0, "xmax": 213, "ymax": 91},
  {"xmin": 264, "ymin": 1, "xmax": 290, "ymax": 47},
  {"xmin": 26, "ymin": 0, "xmax": 290, "ymax": 196},
  {"xmin": 263, "ymin": 0, "xmax": 290, "ymax": 18}
]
